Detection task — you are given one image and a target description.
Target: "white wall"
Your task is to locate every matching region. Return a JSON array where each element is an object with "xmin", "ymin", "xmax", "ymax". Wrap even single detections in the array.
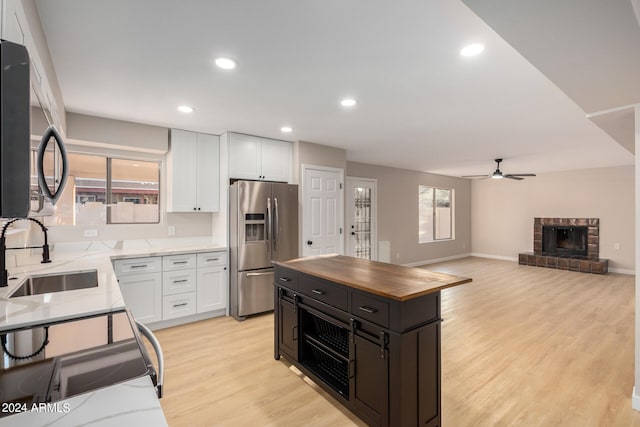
[{"xmin": 472, "ymin": 165, "xmax": 634, "ymax": 272}]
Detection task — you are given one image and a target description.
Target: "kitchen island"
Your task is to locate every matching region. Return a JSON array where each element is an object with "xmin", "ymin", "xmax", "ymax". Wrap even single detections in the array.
[{"xmin": 273, "ymin": 254, "xmax": 472, "ymax": 427}]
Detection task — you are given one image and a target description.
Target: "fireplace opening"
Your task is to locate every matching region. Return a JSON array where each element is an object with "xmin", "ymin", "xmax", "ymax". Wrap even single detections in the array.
[{"xmin": 542, "ymin": 226, "xmax": 588, "ymax": 257}]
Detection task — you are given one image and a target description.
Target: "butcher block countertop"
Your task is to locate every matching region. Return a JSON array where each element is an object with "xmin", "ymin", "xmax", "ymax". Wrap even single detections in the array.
[{"xmin": 273, "ymin": 254, "xmax": 472, "ymax": 301}]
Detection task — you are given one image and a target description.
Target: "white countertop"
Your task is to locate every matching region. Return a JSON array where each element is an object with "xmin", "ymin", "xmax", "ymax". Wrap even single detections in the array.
[
  {"xmin": 0, "ymin": 376, "xmax": 167, "ymax": 427},
  {"xmin": 0, "ymin": 242, "xmax": 226, "ymax": 332}
]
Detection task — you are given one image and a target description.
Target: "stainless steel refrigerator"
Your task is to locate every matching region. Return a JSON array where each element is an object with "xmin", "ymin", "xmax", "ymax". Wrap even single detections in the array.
[{"xmin": 229, "ymin": 181, "xmax": 298, "ymax": 321}]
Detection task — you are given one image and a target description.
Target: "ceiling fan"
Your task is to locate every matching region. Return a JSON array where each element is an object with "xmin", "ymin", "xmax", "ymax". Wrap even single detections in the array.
[{"xmin": 462, "ymin": 159, "xmax": 536, "ymax": 180}]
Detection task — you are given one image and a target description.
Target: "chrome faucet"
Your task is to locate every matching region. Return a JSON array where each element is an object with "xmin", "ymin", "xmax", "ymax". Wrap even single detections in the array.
[{"xmin": 0, "ymin": 218, "xmax": 51, "ymax": 287}]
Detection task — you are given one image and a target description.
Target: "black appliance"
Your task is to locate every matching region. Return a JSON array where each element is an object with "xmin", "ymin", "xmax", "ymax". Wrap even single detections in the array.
[{"xmin": 0, "ymin": 39, "xmax": 30, "ymax": 218}]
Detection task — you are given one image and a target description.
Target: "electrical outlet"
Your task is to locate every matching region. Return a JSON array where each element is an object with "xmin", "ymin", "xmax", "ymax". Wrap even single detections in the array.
[
  {"xmin": 168, "ymin": 225, "xmax": 176, "ymax": 236},
  {"xmin": 84, "ymin": 229, "xmax": 98, "ymax": 238}
]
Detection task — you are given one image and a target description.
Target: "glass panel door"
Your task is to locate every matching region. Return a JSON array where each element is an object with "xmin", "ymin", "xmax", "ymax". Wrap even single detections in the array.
[{"xmin": 347, "ymin": 178, "xmax": 377, "ymax": 260}]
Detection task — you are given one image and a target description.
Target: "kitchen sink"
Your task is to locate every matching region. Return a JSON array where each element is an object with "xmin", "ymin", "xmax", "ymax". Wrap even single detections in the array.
[{"xmin": 10, "ymin": 270, "xmax": 98, "ymax": 298}]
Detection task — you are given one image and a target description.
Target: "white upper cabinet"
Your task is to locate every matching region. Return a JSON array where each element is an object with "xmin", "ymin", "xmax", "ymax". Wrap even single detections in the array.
[
  {"xmin": 228, "ymin": 133, "xmax": 292, "ymax": 182},
  {"xmin": 167, "ymin": 129, "xmax": 220, "ymax": 212}
]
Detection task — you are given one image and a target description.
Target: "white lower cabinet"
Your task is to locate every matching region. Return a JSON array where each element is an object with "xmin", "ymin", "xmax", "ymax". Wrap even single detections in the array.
[
  {"xmin": 163, "ymin": 292, "xmax": 197, "ymax": 320},
  {"xmin": 197, "ymin": 266, "xmax": 227, "ymax": 313},
  {"xmin": 114, "ymin": 250, "xmax": 228, "ymax": 327},
  {"xmin": 118, "ymin": 272, "xmax": 163, "ymax": 324},
  {"xmin": 196, "ymin": 251, "xmax": 228, "ymax": 313}
]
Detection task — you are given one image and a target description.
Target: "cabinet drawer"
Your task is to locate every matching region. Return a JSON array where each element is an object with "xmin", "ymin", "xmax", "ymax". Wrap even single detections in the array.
[
  {"xmin": 163, "ymin": 254, "xmax": 197, "ymax": 271},
  {"xmin": 197, "ymin": 251, "xmax": 227, "ymax": 267},
  {"xmin": 351, "ymin": 292, "xmax": 390, "ymax": 328},
  {"xmin": 163, "ymin": 292, "xmax": 197, "ymax": 320},
  {"xmin": 274, "ymin": 266, "xmax": 298, "ymax": 290},
  {"xmin": 113, "ymin": 257, "xmax": 162, "ymax": 276},
  {"xmin": 298, "ymin": 275, "xmax": 347, "ymax": 311},
  {"xmin": 163, "ymin": 270, "xmax": 197, "ymax": 295}
]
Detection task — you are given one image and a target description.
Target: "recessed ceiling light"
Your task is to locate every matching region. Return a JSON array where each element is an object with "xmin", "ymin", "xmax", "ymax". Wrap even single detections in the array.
[
  {"xmin": 177, "ymin": 105, "xmax": 194, "ymax": 113},
  {"xmin": 460, "ymin": 43, "xmax": 485, "ymax": 57},
  {"xmin": 215, "ymin": 57, "xmax": 237, "ymax": 70},
  {"xmin": 340, "ymin": 98, "xmax": 357, "ymax": 107},
  {"xmin": 281, "ymin": 126, "xmax": 293, "ymax": 133}
]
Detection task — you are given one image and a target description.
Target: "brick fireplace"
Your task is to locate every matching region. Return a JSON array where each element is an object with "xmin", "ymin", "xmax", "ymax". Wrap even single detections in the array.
[{"xmin": 518, "ymin": 218, "xmax": 608, "ymax": 274}]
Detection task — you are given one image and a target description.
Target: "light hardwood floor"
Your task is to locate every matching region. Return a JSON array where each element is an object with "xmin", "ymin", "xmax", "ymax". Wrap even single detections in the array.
[{"xmin": 148, "ymin": 257, "xmax": 638, "ymax": 426}]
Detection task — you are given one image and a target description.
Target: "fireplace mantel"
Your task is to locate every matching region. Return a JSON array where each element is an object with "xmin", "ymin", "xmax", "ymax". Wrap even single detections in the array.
[{"xmin": 518, "ymin": 217, "xmax": 608, "ymax": 274}]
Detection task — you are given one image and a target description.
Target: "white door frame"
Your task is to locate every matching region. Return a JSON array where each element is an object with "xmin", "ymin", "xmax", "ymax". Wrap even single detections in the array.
[
  {"xmin": 301, "ymin": 164, "xmax": 345, "ymax": 256},
  {"xmin": 346, "ymin": 176, "xmax": 378, "ymax": 261}
]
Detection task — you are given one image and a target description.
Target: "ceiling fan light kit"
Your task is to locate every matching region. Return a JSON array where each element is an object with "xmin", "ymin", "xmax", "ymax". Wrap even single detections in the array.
[{"xmin": 463, "ymin": 158, "xmax": 536, "ymax": 181}]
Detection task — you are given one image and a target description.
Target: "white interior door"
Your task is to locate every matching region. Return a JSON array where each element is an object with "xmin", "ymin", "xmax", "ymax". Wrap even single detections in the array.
[
  {"xmin": 302, "ymin": 166, "xmax": 344, "ymax": 256},
  {"xmin": 347, "ymin": 177, "xmax": 377, "ymax": 260}
]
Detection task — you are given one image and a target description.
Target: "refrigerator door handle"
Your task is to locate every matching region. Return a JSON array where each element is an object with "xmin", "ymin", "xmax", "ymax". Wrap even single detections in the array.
[
  {"xmin": 273, "ymin": 197, "xmax": 279, "ymax": 252},
  {"xmin": 266, "ymin": 197, "xmax": 271, "ymax": 243}
]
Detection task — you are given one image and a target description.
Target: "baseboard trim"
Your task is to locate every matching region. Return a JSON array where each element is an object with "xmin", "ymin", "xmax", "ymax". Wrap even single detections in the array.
[
  {"xmin": 632, "ymin": 386, "xmax": 640, "ymax": 410},
  {"xmin": 470, "ymin": 253, "xmax": 518, "ymax": 262},
  {"xmin": 403, "ymin": 253, "xmax": 472, "ymax": 268},
  {"xmin": 609, "ymin": 267, "xmax": 635, "ymax": 275}
]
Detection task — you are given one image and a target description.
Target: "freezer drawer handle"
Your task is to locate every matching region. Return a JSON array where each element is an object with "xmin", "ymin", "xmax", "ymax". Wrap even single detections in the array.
[
  {"xmin": 246, "ymin": 272, "xmax": 272, "ymax": 277},
  {"xmin": 311, "ymin": 289, "xmax": 325, "ymax": 295},
  {"xmin": 359, "ymin": 306, "xmax": 378, "ymax": 314},
  {"xmin": 173, "ymin": 302, "xmax": 188, "ymax": 308},
  {"xmin": 172, "ymin": 279, "xmax": 188, "ymax": 284}
]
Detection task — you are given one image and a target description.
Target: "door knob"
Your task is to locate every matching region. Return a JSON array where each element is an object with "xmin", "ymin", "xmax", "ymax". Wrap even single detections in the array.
[
  {"xmin": 351, "ymin": 232, "xmax": 356, "ymax": 236},
  {"xmin": 307, "ymin": 240, "xmax": 313, "ymax": 245}
]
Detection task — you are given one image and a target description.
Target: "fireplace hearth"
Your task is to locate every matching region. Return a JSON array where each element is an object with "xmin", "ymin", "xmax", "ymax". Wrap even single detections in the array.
[{"xmin": 518, "ymin": 218, "xmax": 608, "ymax": 274}]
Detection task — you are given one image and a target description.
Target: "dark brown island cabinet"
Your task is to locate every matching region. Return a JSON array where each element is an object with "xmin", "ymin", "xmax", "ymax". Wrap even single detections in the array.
[{"xmin": 273, "ymin": 255, "xmax": 472, "ymax": 427}]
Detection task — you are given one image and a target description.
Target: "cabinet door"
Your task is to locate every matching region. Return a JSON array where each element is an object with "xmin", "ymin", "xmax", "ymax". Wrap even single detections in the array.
[
  {"xmin": 278, "ymin": 297, "xmax": 298, "ymax": 360},
  {"xmin": 167, "ymin": 129, "xmax": 198, "ymax": 212},
  {"xmin": 118, "ymin": 272, "xmax": 162, "ymax": 324},
  {"xmin": 260, "ymin": 138, "xmax": 292, "ymax": 183},
  {"xmin": 197, "ymin": 265, "xmax": 227, "ymax": 313},
  {"xmin": 418, "ymin": 322, "xmax": 440, "ymax": 425},
  {"xmin": 229, "ymin": 133, "xmax": 261, "ymax": 180},
  {"xmin": 196, "ymin": 133, "xmax": 220, "ymax": 212},
  {"xmin": 352, "ymin": 333, "xmax": 389, "ymax": 426}
]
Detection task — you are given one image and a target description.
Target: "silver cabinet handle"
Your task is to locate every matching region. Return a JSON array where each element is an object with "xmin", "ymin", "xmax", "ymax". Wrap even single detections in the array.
[
  {"xmin": 173, "ymin": 302, "xmax": 188, "ymax": 308},
  {"xmin": 279, "ymin": 277, "xmax": 292, "ymax": 282},
  {"xmin": 359, "ymin": 306, "xmax": 377, "ymax": 314},
  {"xmin": 205, "ymin": 258, "xmax": 220, "ymax": 262},
  {"xmin": 130, "ymin": 264, "xmax": 148, "ymax": 269},
  {"xmin": 172, "ymin": 261, "xmax": 188, "ymax": 265},
  {"xmin": 247, "ymin": 272, "xmax": 272, "ymax": 277},
  {"xmin": 311, "ymin": 289, "xmax": 325, "ymax": 295},
  {"xmin": 172, "ymin": 279, "xmax": 188, "ymax": 284}
]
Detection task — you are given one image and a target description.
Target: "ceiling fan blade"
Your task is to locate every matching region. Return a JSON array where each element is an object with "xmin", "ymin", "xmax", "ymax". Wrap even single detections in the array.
[
  {"xmin": 507, "ymin": 173, "xmax": 536, "ymax": 177},
  {"xmin": 504, "ymin": 175, "xmax": 524, "ymax": 180},
  {"xmin": 461, "ymin": 175, "xmax": 489, "ymax": 178}
]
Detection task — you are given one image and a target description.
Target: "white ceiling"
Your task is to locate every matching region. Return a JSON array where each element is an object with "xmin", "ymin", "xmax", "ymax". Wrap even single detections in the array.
[{"xmin": 34, "ymin": 0, "xmax": 636, "ymax": 177}]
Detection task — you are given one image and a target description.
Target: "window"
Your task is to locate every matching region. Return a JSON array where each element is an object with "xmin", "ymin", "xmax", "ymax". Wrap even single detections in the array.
[
  {"xmin": 31, "ymin": 151, "xmax": 160, "ymax": 225},
  {"xmin": 419, "ymin": 186, "xmax": 453, "ymax": 243}
]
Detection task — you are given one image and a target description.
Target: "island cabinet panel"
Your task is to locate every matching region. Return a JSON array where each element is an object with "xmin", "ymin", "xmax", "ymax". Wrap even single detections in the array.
[
  {"xmin": 351, "ymin": 331, "xmax": 389, "ymax": 426},
  {"xmin": 274, "ymin": 256, "xmax": 471, "ymax": 427},
  {"xmin": 277, "ymin": 291, "xmax": 298, "ymax": 360}
]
